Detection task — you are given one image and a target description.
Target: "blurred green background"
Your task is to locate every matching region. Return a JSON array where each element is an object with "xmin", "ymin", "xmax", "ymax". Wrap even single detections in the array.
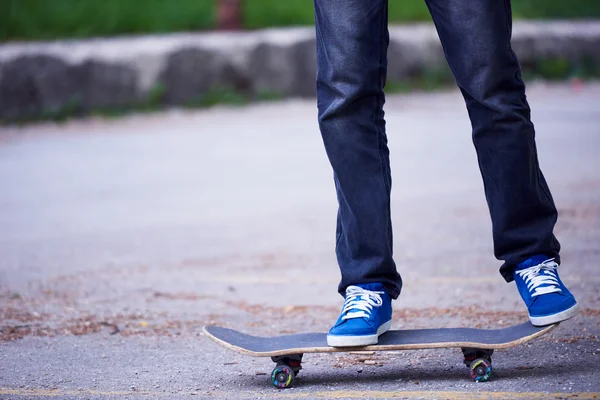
[{"xmin": 2, "ymin": 0, "xmax": 600, "ymax": 42}]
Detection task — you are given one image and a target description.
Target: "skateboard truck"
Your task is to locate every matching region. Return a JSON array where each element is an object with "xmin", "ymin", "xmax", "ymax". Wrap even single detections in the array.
[{"xmin": 270, "ymin": 354, "xmax": 303, "ymax": 388}]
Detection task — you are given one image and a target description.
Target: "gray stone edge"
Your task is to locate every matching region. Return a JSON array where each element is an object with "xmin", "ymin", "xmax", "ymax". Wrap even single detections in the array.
[{"xmin": 1, "ymin": 21, "xmax": 599, "ymax": 120}]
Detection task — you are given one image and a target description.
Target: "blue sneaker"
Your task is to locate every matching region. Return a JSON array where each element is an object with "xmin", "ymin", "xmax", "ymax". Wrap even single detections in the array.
[
  {"xmin": 327, "ymin": 283, "xmax": 392, "ymax": 347},
  {"xmin": 514, "ymin": 256, "xmax": 580, "ymax": 326}
]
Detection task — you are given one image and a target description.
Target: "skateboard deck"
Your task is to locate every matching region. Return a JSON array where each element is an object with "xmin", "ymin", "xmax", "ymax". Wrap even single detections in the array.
[{"xmin": 203, "ymin": 322, "xmax": 558, "ymax": 388}]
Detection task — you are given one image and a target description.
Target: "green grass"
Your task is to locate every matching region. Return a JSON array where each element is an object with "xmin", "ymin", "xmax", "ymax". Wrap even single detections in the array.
[
  {"xmin": 1, "ymin": 0, "xmax": 214, "ymax": 41},
  {"xmin": 2, "ymin": 0, "xmax": 600, "ymax": 42},
  {"xmin": 511, "ymin": 0, "xmax": 600, "ymax": 19}
]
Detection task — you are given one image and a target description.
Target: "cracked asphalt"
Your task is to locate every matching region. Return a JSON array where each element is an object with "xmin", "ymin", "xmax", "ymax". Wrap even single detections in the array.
[{"xmin": 1, "ymin": 83, "xmax": 599, "ymax": 399}]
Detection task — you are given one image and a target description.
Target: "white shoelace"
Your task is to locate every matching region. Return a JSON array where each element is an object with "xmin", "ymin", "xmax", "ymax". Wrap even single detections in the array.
[
  {"xmin": 341, "ymin": 286, "xmax": 384, "ymax": 321},
  {"xmin": 515, "ymin": 258, "xmax": 562, "ymax": 297}
]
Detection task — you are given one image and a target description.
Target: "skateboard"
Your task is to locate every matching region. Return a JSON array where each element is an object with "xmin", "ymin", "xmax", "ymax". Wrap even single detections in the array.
[{"xmin": 203, "ymin": 322, "xmax": 558, "ymax": 388}]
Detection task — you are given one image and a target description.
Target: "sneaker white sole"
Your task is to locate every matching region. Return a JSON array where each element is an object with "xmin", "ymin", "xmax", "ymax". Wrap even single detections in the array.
[
  {"xmin": 326, "ymin": 320, "xmax": 392, "ymax": 347},
  {"xmin": 530, "ymin": 302, "xmax": 580, "ymax": 326}
]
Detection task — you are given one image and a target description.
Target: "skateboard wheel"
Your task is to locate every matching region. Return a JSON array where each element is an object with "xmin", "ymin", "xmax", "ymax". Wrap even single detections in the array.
[
  {"xmin": 271, "ymin": 364, "xmax": 295, "ymax": 389},
  {"xmin": 469, "ymin": 358, "xmax": 492, "ymax": 382}
]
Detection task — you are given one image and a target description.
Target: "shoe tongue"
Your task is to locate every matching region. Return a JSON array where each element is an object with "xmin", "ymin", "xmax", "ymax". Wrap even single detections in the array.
[
  {"xmin": 352, "ymin": 282, "xmax": 386, "ymax": 292},
  {"xmin": 516, "ymin": 254, "xmax": 551, "ymax": 270}
]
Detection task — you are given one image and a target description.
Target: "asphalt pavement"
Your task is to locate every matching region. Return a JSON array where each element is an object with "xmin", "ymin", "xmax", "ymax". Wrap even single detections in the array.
[{"xmin": 1, "ymin": 83, "xmax": 599, "ymax": 399}]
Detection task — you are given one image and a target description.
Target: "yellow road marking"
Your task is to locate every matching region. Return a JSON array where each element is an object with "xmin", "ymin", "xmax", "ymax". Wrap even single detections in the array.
[
  {"xmin": 305, "ymin": 391, "xmax": 599, "ymax": 399},
  {"xmin": 1, "ymin": 388, "xmax": 598, "ymax": 399}
]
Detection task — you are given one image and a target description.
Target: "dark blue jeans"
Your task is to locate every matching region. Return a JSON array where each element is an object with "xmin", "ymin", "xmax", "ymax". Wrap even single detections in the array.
[{"xmin": 313, "ymin": 0, "xmax": 560, "ymax": 299}]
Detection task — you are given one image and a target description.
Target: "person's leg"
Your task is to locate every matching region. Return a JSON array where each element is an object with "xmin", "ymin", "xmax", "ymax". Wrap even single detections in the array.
[
  {"xmin": 424, "ymin": 0, "xmax": 578, "ymax": 324},
  {"xmin": 424, "ymin": 0, "xmax": 559, "ymax": 277},
  {"xmin": 314, "ymin": 0, "xmax": 401, "ymax": 298},
  {"xmin": 313, "ymin": 0, "xmax": 402, "ymax": 346}
]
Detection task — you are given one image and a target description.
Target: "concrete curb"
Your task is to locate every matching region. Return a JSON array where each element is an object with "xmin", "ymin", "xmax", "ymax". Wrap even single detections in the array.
[{"xmin": 1, "ymin": 21, "xmax": 599, "ymax": 121}]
